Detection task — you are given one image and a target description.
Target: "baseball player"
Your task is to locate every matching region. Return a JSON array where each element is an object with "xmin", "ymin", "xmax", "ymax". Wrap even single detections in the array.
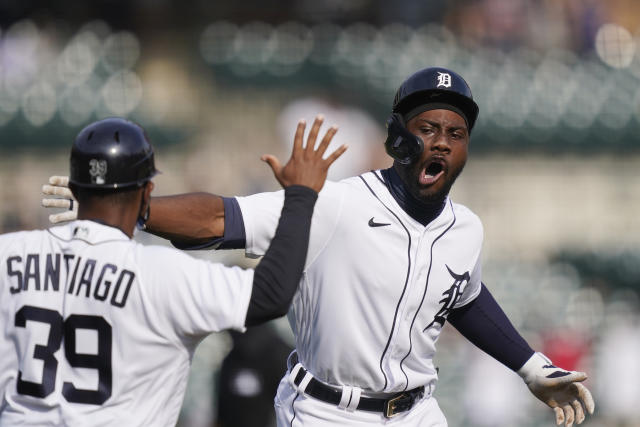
[
  {"xmin": 3, "ymin": 117, "xmax": 345, "ymax": 426},
  {"xmin": 42, "ymin": 69, "xmax": 595, "ymax": 426}
]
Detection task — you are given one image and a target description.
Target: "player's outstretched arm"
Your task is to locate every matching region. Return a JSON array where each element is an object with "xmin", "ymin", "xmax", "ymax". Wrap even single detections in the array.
[
  {"xmin": 519, "ymin": 352, "xmax": 595, "ymax": 427},
  {"xmin": 147, "ymin": 114, "xmax": 344, "ymax": 247},
  {"xmin": 41, "ymin": 174, "xmax": 226, "ymax": 244},
  {"xmin": 246, "ymin": 116, "xmax": 346, "ymax": 325},
  {"xmin": 146, "ymin": 192, "xmax": 226, "ymax": 243},
  {"xmin": 40, "ymin": 115, "xmax": 345, "ymax": 250},
  {"xmin": 448, "ymin": 285, "xmax": 594, "ymax": 427}
]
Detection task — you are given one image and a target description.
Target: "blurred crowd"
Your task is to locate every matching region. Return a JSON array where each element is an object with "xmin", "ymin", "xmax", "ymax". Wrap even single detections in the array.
[
  {"xmin": 1, "ymin": 0, "xmax": 640, "ymax": 149},
  {"xmin": 1, "ymin": 0, "xmax": 640, "ymax": 426}
]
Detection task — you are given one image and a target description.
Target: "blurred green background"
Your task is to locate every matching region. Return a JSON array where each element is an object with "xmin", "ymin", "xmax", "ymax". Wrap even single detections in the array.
[{"xmin": 1, "ymin": 0, "xmax": 639, "ymax": 426}]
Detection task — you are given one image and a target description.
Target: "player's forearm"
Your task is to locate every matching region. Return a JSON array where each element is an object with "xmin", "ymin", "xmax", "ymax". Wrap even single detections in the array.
[
  {"xmin": 448, "ymin": 283, "xmax": 534, "ymax": 371},
  {"xmin": 245, "ymin": 185, "xmax": 317, "ymax": 326},
  {"xmin": 146, "ymin": 193, "xmax": 225, "ymax": 242}
]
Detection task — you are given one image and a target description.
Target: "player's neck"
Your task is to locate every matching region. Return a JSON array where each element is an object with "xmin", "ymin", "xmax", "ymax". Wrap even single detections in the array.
[
  {"xmin": 77, "ymin": 205, "xmax": 137, "ymax": 238},
  {"xmin": 381, "ymin": 167, "xmax": 446, "ymax": 226}
]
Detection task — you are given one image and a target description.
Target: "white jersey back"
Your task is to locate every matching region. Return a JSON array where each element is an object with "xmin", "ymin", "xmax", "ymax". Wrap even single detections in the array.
[
  {"xmin": 238, "ymin": 170, "xmax": 483, "ymax": 393},
  {"xmin": 0, "ymin": 220, "xmax": 253, "ymax": 426}
]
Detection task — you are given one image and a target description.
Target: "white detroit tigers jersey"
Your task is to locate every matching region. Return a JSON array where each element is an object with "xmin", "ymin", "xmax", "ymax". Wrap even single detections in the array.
[
  {"xmin": 0, "ymin": 220, "xmax": 253, "ymax": 426},
  {"xmin": 238, "ymin": 170, "xmax": 483, "ymax": 393}
]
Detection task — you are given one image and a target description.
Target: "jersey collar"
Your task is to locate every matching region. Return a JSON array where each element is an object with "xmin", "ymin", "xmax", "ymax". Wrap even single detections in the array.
[
  {"xmin": 48, "ymin": 220, "xmax": 131, "ymax": 245},
  {"xmin": 381, "ymin": 167, "xmax": 446, "ymax": 227}
]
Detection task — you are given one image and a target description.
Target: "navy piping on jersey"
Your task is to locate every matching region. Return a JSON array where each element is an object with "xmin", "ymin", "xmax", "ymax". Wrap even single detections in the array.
[
  {"xmin": 372, "ymin": 169, "xmax": 386, "ymax": 185},
  {"xmin": 358, "ymin": 173, "xmax": 412, "ymax": 391},
  {"xmin": 289, "ymin": 391, "xmax": 300, "ymax": 426},
  {"xmin": 46, "ymin": 227, "xmax": 129, "ymax": 246},
  {"xmin": 398, "ymin": 199, "xmax": 457, "ymax": 390}
]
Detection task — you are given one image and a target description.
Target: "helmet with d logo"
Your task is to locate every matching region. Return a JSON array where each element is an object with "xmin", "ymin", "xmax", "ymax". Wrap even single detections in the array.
[{"xmin": 384, "ymin": 67, "xmax": 479, "ymax": 164}]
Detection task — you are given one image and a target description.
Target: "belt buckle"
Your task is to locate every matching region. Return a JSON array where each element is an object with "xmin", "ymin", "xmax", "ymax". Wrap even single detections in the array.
[{"xmin": 384, "ymin": 393, "xmax": 410, "ymax": 418}]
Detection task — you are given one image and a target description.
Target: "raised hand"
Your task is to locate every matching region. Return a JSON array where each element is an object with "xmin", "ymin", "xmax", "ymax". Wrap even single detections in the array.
[
  {"xmin": 41, "ymin": 175, "xmax": 78, "ymax": 223},
  {"xmin": 262, "ymin": 115, "xmax": 347, "ymax": 193}
]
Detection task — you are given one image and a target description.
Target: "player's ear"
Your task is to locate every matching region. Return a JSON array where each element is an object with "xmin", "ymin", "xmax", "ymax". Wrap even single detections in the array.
[
  {"xmin": 144, "ymin": 181, "xmax": 154, "ymax": 198},
  {"xmin": 135, "ymin": 181, "xmax": 154, "ymax": 231},
  {"xmin": 141, "ymin": 181, "xmax": 154, "ymax": 210}
]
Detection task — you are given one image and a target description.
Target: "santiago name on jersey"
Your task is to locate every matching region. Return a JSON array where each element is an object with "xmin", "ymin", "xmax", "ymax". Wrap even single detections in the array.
[
  {"xmin": 0, "ymin": 220, "xmax": 253, "ymax": 427},
  {"xmin": 237, "ymin": 170, "xmax": 483, "ymax": 393}
]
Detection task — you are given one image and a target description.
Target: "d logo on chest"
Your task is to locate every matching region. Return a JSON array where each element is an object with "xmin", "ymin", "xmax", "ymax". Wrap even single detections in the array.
[{"xmin": 423, "ymin": 265, "xmax": 470, "ymax": 331}]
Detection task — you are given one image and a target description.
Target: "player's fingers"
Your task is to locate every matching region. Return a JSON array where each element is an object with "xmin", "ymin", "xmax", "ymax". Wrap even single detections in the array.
[
  {"xmin": 543, "ymin": 371, "xmax": 587, "ymax": 389},
  {"xmin": 49, "ymin": 210, "xmax": 77, "ymax": 224},
  {"xmin": 567, "ymin": 371, "xmax": 587, "ymax": 383},
  {"xmin": 554, "ymin": 407, "xmax": 564, "ymax": 426},
  {"xmin": 324, "ymin": 144, "xmax": 348, "ymax": 167},
  {"xmin": 572, "ymin": 399, "xmax": 585, "ymax": 425},
  {"xmin": 49, "ymin": 175, "xmax": 69, "ymax": 186},
  {"xmin": 42, "ymin": 184, "xmax": 74, "ymax": 198},
  {"xmin": 42, "ymin": 198, "xmax": 71, "ymax": 209},
  {"xmin": 563, "ymin": 404, "xmax": 575, "ymax": 427},
  {"xmin": 305, "ymin": 114, "xmax": 324, "ymax": 153},
  {"xmin": 316, "ymin": 125, "xmax": 338, "ymax": 158},
  {"xmin": 292, "ymin": 119, "xmax": 306, "ymax": 156},
  {"xmin": 575, "ymin": 383, "xmax": 594, "ymax": 415},
  {"xmin": 261, "ymin": 154, "xmax": 283, "ymax": 177}
]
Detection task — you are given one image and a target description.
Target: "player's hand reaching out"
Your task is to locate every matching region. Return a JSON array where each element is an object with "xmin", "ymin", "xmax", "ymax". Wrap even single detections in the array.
[
  {"xmin": 41, "ymin": 175, "xmax": 78, "ymax": 223},
  {"xmin": 262, "ymin": 114, "xmax": 347, "ymax": 193},
  {"xmin": 519, "ymin": 353, "xmax": 595, "ymax": 427}
]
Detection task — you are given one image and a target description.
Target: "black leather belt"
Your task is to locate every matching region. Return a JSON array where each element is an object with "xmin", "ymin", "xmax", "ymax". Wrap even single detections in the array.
[{"xmin": 291, "ymin": 365, "xmax": 425, "ymax": 418}]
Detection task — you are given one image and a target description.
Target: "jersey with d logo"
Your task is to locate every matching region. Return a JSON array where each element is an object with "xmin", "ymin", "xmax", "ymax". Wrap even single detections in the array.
[{"xmin": 237, "ymin": 170, "xmax": 482, "ymax": 393}]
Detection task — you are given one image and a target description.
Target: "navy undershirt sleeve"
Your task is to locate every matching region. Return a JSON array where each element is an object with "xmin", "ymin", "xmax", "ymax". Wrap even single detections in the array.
[
  {"xmin": 448, "ymin": 283, "xmax": 534, "ymax": 371},
  {"xmin": 245, "ymin": 185, "xmax": 317, "ymax": 326},
  {"xmin": 171, "ymin": 197, "xmax": 246, "ymax": 250},
  {"xmin": 218, "ymin": 197, "xmax": 246, "ymax": 249}
]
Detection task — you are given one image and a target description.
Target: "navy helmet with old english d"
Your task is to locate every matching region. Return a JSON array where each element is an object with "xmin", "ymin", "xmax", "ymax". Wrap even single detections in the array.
[
  {"xmin": 385, "ymin": 67, "xmax": 479, "ymax": 164},
  {"xmin": 69, "ymin": 117, "xmax": 158, "ymax": 189}
]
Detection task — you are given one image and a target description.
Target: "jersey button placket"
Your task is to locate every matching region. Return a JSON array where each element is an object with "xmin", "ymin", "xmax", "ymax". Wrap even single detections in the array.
[{"xmin": 385, "ymin": 229, "xmax": 424, "ymax": 386}]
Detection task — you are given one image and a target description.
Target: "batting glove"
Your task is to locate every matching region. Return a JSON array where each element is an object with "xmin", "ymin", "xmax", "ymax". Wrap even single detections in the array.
[
  {"xmin": 518, "ymin": 352, "xmax": 595, "ymax": 427},
  {"xmin": 41, "ymin": 175, "xmax": 78, "ymax": 223}
]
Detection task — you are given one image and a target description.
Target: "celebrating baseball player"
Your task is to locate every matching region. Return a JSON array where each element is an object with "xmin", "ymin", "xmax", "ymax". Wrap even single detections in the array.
[
  {"xmin": 41, "ymin": 68, "xmax": 595, "ymax": 426},
  {"xmin": 2, "ymin": 117, "xmax": 345, "ymax": 426}
]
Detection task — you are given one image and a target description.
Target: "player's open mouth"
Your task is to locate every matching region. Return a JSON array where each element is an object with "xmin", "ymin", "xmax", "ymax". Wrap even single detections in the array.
[{"xmin": 419, "ymin": 160, "xmax": 445, "ymax": 186}]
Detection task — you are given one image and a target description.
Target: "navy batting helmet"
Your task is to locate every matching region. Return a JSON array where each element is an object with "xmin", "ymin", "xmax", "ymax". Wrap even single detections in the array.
[
  {"xmin": 69, "ymin": 117, "xmax": 158, "ymax": 189},
  {"xmin": 384, "ymin": 67, "xmax": 479, "ymax": 164}
]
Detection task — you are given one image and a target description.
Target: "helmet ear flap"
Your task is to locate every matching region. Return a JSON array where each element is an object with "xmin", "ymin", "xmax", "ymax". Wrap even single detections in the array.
[{"xmin": 384, "ymin": 113, "xmax": 424, "ymax": 165}]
